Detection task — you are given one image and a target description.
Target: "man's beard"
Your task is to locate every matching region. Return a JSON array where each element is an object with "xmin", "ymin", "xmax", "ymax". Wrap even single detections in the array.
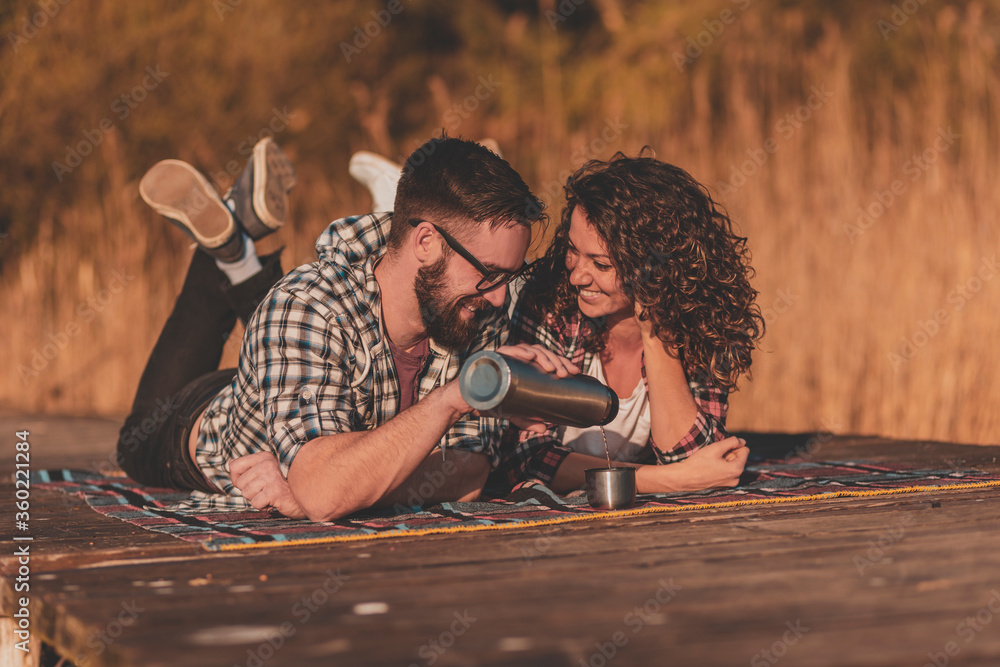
[{"xmin": 414, "ymin": 257, "xmax": 497, "ymax": 353}]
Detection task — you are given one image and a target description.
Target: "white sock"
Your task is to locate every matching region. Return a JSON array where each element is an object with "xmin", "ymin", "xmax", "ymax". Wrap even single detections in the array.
[{"xmin": 216, "ymin": 233, "xmax": 262, "ymax": 285}]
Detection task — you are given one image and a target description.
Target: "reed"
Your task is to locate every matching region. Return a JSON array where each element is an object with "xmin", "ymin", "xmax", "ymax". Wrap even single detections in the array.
[{"xmin": 2, "ymin": 0, "xmax": 997, "ymax": 444}]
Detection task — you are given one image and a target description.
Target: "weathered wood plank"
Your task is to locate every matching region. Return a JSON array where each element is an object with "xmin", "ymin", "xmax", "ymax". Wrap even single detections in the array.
[
  {"xmin": 3, "ymin": 424, "xmax": 999, "ymax": 666},
  {"xmin": 4, "ymin": 486, "xmax": 998, "ymax": 666}
]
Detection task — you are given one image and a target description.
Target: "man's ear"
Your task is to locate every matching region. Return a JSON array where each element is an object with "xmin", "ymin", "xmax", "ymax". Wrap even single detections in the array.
[{"xmin": 411, "ymin": 221, "xmax": 442, "ymax": 266}]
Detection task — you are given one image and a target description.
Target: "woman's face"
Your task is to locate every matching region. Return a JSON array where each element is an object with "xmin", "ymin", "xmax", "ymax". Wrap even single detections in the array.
[{"xmin": 565, "ymin": 206, "xmax": 633, "ymax": 321}]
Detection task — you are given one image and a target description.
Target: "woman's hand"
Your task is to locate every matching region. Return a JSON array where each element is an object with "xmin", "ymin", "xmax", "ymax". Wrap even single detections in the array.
[
  {"xmin": 677, "ymin": 436, "xmax": 748, "ymax": 489},
  {"xmin": 634, "ymin": 301, "xmax": 655, "ymax": 338},
  {"xmin": 496, "ymin": 343, "xmax": 580, "ymax": 378},
  {"xmin": 229, "ymin": 451, "xmax": 307, "ymax": 519},
  {"xmin": 637, "ymin": 436, "xmax": 748, "ymax": 493}
]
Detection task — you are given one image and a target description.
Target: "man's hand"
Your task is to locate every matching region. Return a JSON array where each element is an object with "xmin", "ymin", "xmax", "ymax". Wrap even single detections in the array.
[{"xmin": 229, "ymin": 452, "xmax": 307, "ymax": 519}]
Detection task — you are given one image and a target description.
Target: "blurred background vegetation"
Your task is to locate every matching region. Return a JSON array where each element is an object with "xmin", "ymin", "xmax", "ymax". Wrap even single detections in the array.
[{"xmin": 2, "ymin": 0, "xmax": 998, "ymax": 444}]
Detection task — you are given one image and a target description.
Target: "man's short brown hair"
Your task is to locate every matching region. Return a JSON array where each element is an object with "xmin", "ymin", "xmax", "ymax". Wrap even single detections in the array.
[{"xmin": 389, "ymin": 136, "xmax": 545, "ymax": 248}]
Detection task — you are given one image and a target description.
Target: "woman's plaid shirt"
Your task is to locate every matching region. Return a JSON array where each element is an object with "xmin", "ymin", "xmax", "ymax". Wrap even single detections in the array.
[{"xmin": 492, "ymin": 303, "xmax": 729, "ymax": 490}]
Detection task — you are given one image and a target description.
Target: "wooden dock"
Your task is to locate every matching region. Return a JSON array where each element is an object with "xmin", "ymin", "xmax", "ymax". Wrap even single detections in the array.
[{"xmin": 2, "ymin": 415, "xmax": 999, "ymax": 666}]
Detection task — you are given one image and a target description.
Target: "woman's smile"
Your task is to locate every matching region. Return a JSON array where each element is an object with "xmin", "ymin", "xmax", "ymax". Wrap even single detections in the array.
[{"xmin": 577, "ymin": 287, "xmax": 605, "ymax": 303}]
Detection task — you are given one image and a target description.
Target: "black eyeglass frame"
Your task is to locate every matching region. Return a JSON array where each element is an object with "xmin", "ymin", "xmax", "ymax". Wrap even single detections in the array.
[{"xmin": 410, "ymin": 219, "xmax": 528, "ymax": 291}]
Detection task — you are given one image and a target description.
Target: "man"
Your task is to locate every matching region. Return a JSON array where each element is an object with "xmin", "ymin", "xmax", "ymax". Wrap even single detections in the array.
[{"xmin": 118, "ymin": 136, "xmax": 570, "ymax": 521}]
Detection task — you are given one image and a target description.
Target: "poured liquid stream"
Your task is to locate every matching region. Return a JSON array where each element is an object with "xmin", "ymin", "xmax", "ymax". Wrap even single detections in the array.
[{"xmin": 600, "ymin": 425, "xmax": 612, "ymax": 470}]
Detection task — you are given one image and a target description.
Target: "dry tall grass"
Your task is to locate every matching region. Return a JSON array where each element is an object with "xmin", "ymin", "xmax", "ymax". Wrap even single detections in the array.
[{"xmin": 2, "ymin": 1, "xmax": 997, "ymax": 444}]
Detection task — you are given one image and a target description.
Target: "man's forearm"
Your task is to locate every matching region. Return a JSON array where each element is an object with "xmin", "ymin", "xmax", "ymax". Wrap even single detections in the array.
[
  {"xmin": 287, "ymin": 383, "xmax": 468, "ymax": 521},
  {"xmin": 376, "ymin": 449, "xmax": 491, "ymax": 508}
]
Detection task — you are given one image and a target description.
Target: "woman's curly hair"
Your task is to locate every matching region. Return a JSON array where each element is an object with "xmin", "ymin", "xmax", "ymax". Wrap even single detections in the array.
[{"xmin": 519, "ymin": 151, "xmax": 764, "ymax": 390}]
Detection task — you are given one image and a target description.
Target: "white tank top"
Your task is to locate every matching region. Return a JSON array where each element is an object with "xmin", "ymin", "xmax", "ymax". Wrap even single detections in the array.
[{"xmin": 560, "ymin": 355, "xmax": 651, "ymax": 462}]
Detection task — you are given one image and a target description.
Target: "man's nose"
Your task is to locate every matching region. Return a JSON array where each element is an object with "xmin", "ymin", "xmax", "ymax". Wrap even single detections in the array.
[{"xmin": 481, "ymin": 282, "xmax": 508, "ymax": 309}]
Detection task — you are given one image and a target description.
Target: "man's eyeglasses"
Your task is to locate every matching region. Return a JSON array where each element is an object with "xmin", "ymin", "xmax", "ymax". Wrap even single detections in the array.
[{"xmin": 410, "ymin": 219, "xmax": 528, "ymax": 291}]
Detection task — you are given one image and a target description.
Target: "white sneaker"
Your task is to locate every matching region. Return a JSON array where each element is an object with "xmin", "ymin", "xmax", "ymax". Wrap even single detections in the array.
[{"xmin": 349, "ymin": 151, "xmax": 402, "ymax": 213}]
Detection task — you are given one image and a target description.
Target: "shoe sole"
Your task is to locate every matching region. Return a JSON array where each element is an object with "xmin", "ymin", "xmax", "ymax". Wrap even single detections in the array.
[
  {"xmin": 139, "ymin": 160, "xmax": 235, "ymax": 248},
  {"xmin": 252, "ymin": 138, "xmax": 297, "ymax": 231}
]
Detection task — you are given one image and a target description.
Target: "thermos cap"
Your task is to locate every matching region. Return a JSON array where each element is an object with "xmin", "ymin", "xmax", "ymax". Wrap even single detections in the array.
[{"xmin": 460, "ymin": 352, "xmax": 511, "ymax": 410}]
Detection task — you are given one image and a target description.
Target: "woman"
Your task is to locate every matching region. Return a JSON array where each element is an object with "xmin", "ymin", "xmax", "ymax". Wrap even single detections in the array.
[{"xmin": 490, "ymin": 151, "xmax": 764, "ymax": 495}]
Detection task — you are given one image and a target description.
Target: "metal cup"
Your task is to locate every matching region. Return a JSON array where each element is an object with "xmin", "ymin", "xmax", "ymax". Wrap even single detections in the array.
[{"xmin": 585, "ymin": 467, "xmax": 637, "ymax": 510}]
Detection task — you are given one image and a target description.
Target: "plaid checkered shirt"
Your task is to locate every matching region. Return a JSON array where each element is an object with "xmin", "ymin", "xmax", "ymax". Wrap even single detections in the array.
[
  {"xmin": 186, "ymin": 213, "xmax": 508, "ymax": 512},
  {"xmin": 491, "ymin": 301, "xmax": 729, "ymax": 490}
]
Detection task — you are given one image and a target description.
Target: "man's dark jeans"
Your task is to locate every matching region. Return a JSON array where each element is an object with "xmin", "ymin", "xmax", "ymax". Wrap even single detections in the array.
[{"xmin": 116, "ymin": 248, "xmax": 282, "ymax": 492}]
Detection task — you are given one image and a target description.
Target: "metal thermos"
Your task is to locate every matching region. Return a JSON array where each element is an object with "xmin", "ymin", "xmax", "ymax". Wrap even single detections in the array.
[{"xmin": 459, "ymin": 351, "xmax": 619, "ymax": 428}]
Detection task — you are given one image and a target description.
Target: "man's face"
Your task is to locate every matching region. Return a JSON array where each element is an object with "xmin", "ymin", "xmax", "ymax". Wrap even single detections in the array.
[{"xmin": 414, "ymin": 222, "xmax": 531, "ymax": 352}]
